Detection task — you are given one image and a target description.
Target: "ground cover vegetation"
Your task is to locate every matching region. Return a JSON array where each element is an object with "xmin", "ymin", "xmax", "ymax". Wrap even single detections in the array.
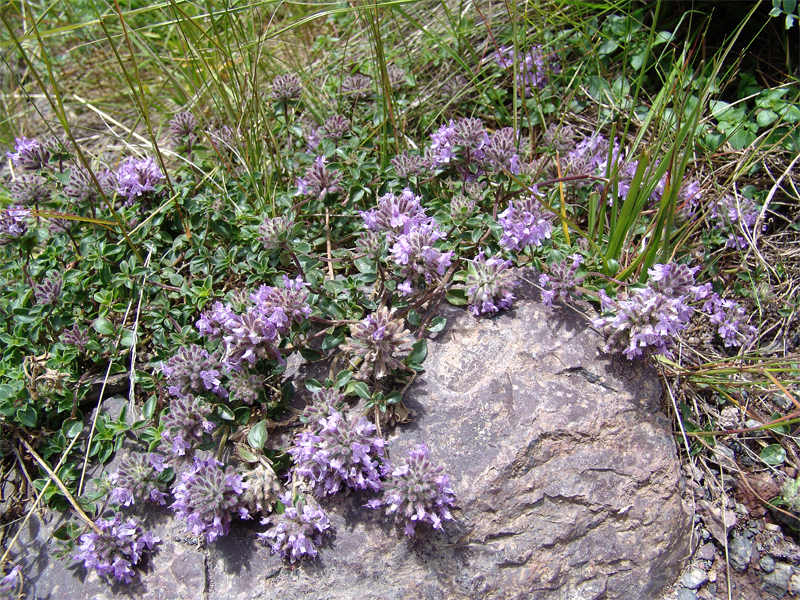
[{"xmin": 0, "ymin": 0, "xmax": 799, "ymax": 594}]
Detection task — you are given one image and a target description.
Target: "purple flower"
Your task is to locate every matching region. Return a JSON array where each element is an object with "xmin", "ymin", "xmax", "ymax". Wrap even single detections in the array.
[
  {"xmin": 7, "ymin": 136, "xmax": 50, "ymax": 171},
  {"xmin": 33, "ymin": 272, "xmax": 62, "ymax": 306},
  {"xmin": 647, "ymin": 262, "xmax": 700, "ymax": 298},
  {"xmin": 227, "ymin": 369, "xmax": 265, "ymax": 405},
  {"xmin": 270, "ymin": 73, "xmax": 303, "ymax": 103},
  {"xmin": 342, "ymin": 306, "xmax": 413, "ymax": 380},
  {"xmin": 258, "ymin": 492, "xmax": 330, "ymax": 562},
  {"xmin": 250, "ymin": 275, "xmax": 312, "ymax": 328},
  {"xmin": 171, "ymin": 456, "xmax": 248, "ymax": 542},
  {"xmin": 429, "ymin": 120, "xmax": 457, "ymax": 167},
  {"xmin": 563, "ymin": 135, "xmax": 610, "ymax": 181},
  {"xmin": 61, "ymin": 324, "xmax": 90, "ymax": 352},
  {"xmin": 483, "ymin": 127, "xmax": 520, "ymax": 175},
  {"xmin": 109, "ymin": 452, "xmax": 168, "ymax": 506},
  {"xmin": 341, "ymin": 74, "xmax": 372, "ymax": 100},
  {"xmin": 493, "ymin": 45, "xmax": 558, "ymax": 96},
  {"xmin": 539, "ymin": 254, "xmax": 584, "ymax": 307},
  {"xmin": 367, "ymin": 443, "xmax": 455, "ymax": 535},
  {"xmin": 296, "ymin": 155, "xmax": 342, "ymax": 200},
  {"xmin": 360, "ymin": 188, "xmax": 429, "ymax": 234},
  {"xmin": 462, "ymin": 251, "xmax": 517, "ymax": 315},
  {"xmin": 704, "ymin": 297, "xmax": 756, "ymax": 348},
  {"xmin": 709, "ymin": 194, "xmax": 763, "ymax": 249},
  {"xmin": 497, "ymin": 194, "xmax": 553, "ymax": 251},
  {"xmin": 116, "ymin": 157, "xmax": 165, "ymax": 205},
  {"xmin": 73, "ymin": 514, "xmax": 159, "ymax": 584},
  {"xmin": 159, "ymin": 394, "xmax": 215, "ymax": 459},
  {"xmin": 0, "ymin": 566, "xmax": 21, "ymax": 598},
  {"xmin": 301, "ymin": 387, "xmax": 346, "ymax": 426},
  {"xmin": 160, "ymin": 344, "xmax": 227, "ymax": 398},
  {"xmin": 390, "ymin": 221, "xmax": 454, "ymax": 285},
  {"xmin": 391, "ymin": 151, "xmax": 429, "ymax": 179},
  {"xmin": 258, "ymin": 214, "xmax": 294, "ymax": 252},
  {"xmin": 289, "ymin": 408, "xmax": 384, "ymax": 496},
  {"xmin": 169, "ymin": 111, "xmax": 200, "ymax": 153},
  {"xmin": 8, "ymin": 174, "xmax": 51, "ymax": 206},
  {"xmin": 0, "ymin": 206, "xmax": 29, "ymax": 245},
  {"xmin": 322, "ymin": 115, "xmax": 350, "ymax": 141}
]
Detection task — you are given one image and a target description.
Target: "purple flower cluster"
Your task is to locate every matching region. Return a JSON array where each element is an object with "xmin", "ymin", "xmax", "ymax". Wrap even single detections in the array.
[
  {"xmin": 7, "ymin": 136, "xmax": 50, "ymax": 171},
  {"xmin": 539, "ymin": 254, "xmax": 584, "ymax": 307},
  {"xmin": 709, "ymin": 194, "xmax": 762, "ymax": 249},
  {"xmin": 65, "ymin": 167, "xmax": 117, "ymax": 204},
  {"xmin": 427, "ymin": 117, "xmax": 520, "ymax": 179},
  {"xmin": 0, "ymin": 566, "xmax": 21, "ymax": 598},
  {"xmin": 270, "ymin": 73, "xmax": 303, "ymax": 103},
  {"xmin": 342, "ymin": 306, "xmax": 413, "ymax": 380},
  {"xmin": 462, "ymin": 250, "xmax": 517, "ymax": 315},
  {"xmin": 8, "ymin": 174, "xmax": 51, "ymax": 206},
  {"xmin": 322, "ymin": 115, "xmax": 350, "ymax": 141},
  {"xmin": 0, "ymin": 206, "xmax": 29, "ymax": 245},
  {"xmin": 259, "ymin": 214, "xmax": 294, "ymax": 252},
  {"xmin": 258, "ymin": 492, "xmax": 330, "ymax": 563},
  {"xmin": 33, "ymin": 272, "xmax": 62, "ymax": 306},
  {"xmin": 240, "ymin": 462, "xmax": 282, "ymax": 515},
  {"xmin": 296, "ymin": 155, "xmax": 343, "ymax": 200},
  {"xmin": 169, "ymin": 112, "xmax": 200, "ymax": 153},
  {"xmin": 73, "ymin": 515, "xmax": 160, "ymax": 584},
  {"xmin": 172, "ymin": 456, "xmax": 249, "ymax": 542},
  {"xmin": 289, "ymin": 408, "xmax": 385, "ymax": 496},
  {"xmin": 564, "ymin": 134, "xmax": 613, "ymax": 182},
  {"xmin": 61, "ymin": 324, "xmax": 90, "ymax": 352},
  {"xmin": 116, "ymin": 157, "xmax": 165, "ymax": 205},
  {"xmin": 493, "ymin": 45, "xmax": 559, "ymax": 96},
  {"xmin": 227, "ymin": 370, "xmax": 265, "ymax": 405},
  {"xmin": 367, "ymin": 443, "xmax": 455, "ymax": 536},
  {"xmin": 497, "ymin": 193, "xmax": 553, "ymax": 251},
  {"xmin": 301, "ymin": 387, "xmax": 346, "ymax": 425},
  {"xmin": 706, "ymin": 298, "xmax": 756, "ymax": 348},
  {"xmin": 159, "ymin": 394, "xmax": 215, "ymax": 458},
  {"xmin": 109, "ymin": 452, "xmax": 168, "ymax": 506},
  {"xmin": 391, "ymin": 151, "xmax": 429, "ymax": 180},
  {"xmin": 160, "ymin": 344, "xmax": 226, "ymax": 398},
  {"xmin": 360, "ymin": 189, "xmax": 453, "ymax": 290},
  {"xmin": 196, "ymin": 275, "xmax": 310, "ymax": 369},
  {"xmin": 341, "ymin": 74, "xmax": 372, "ymax": 100}
]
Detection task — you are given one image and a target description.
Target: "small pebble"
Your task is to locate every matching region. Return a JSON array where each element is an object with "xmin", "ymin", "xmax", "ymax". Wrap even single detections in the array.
[
  {"xmin": 729, "ymin": 533, "xmax": 754, "ymax": 572},
  {"xmin": 761, "ymin": 562, "xmax": 794, "ymax": 598},
  {"xmin": 788, "ymin": 572, "xmax": 800, "ymax": 595},
  {"xmin": 761, "ymin": 555, "xmax": 776, "ymax": 573},
  {"xmin": 696, "ymin": 543, "xmax": 715, "ymax": 561},
  {"xmin": 680, "ymin": 568, "xmax": 709, "ymax": 590},
  {"xmin": 677, "ymin": 588, "xmax": 698, "ymax": 600}
]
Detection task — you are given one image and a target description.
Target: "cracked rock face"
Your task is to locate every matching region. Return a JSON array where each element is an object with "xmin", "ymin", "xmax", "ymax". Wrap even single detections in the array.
[{"xmin": 18, "ymin": 274, "xmax": 689, "ymax": 599}]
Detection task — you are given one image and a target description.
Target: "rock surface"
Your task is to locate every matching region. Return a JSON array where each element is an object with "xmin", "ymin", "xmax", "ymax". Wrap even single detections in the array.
[{"xmin": 13, "ymin": 274, "xmax": 690, "ymax": 599}]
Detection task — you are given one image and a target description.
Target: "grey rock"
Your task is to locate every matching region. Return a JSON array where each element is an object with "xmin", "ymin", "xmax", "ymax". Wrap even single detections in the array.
[
  {"xmin": 729, "ymin": 533, "xmax": 754, "ymax": 572},
  {"xmin": 788, "ymin": 572, "xmax": 800, "ymax": 595},
  {"xmin": 761, "ymin": 562, "xmax": 794, "ymax": 598},
  {"xmin": 696, "ymin": 543, "xmax": 715, "ymax": 561},
  {"xmin": 680, "ymin": 568, "xmax": 709, "ymax": 589},
  {"xmin": 11, "ymin": 277, "xmax": 691, "ymax": 600},
  {"xmin": 677, "ymin": 588, "xmax": 699, "ymax": 600},
  {"xmin": 761, "ymin": 555, "xmax": 777, "ymax": 573}
]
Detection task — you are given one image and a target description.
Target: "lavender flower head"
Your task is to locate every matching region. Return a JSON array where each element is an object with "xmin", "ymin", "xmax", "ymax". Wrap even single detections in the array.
[
  {"xmin": 169, "ymin": 111, "xmax": 200, "ymax": 152},
  {"xmin": 33, "ymin": 272, "xmax": 63, "ymax": 306},
  {"xmin": 258, "ymin": 492, "xmax": 330, "ymax": 563},
  {"xmin": 66, "ymin": 167, "xmax": 117, "ymax": 204},
  {"xmin": 289, "ymin": 408, "xmax": 385, "ymax": 496},
  {"xmin": 542, "ymin": 122, "xmax": 576, "ymax": 154},
  {"xmin": 387, "ymin": 64, "xmax": 407, "ymax": 89},
  {"xmin": 301, "ymin": 386, "xmax": 346, "ymax": 426},
  {"xmin": 160, "ymin": 344, "xmax": 226, "ymax": 398},
  {"xmin": 227, "ymin": 369, "xmax": 265, "ymax": 405},
  {"xmin": 159, "ymin": 394, "xmax": 215, "ymax": 458},
  {"xmin": 172, "ymin": 456, "xmax": 249, "ymax": 542},
  {"xmin": 648, "ymin": 262, "xmax": 699, "ymax": 298},
  {"xmin": 428, "ymin": 120, "xmax": 457, "ymax": 167},
  {"xmin": 116, "ymin": 157, "xmax": 165, "ymax": 205},
  {"xmin": 109, "ymin": 452, "xmax": 168, "ymax": 506},
  {"xmin": 0, "ymin": 566, "xmax": 21, "ymax": 598},
  {"xmin": 250, "ymin": 274, "xmax": 312, "ymax": 329},
  {"xmin": 270, "ymin": 73, "xmax": 303, "ymax": 103},
  {"xmin": 483, "ymin": 127, "xmax": 521, "ymax": 175},
  {"xmin": 706, "ymin": 298, "xmax": 756, "ymax": 348},
  {"xmin": 241, "ymin": 462, "xmax": 282, "ymax": 515},
  {"xmin": 322, "ymin": 115, "xmax": 350, "ymax": 141},
  {"xmin": 259, "ymin": 214, "xmax": 294, "ymax": 252},
  {"xmin": 367, "ymin": 443, "xmax": 455, "ymax": 536},
  {"xmin": 73, "ymin": 514, "xmax": 160, "ymax": 584},
  {"xmin": 462, "ymin": 251, "xmax": 517, "ymax": 315},
  {"xmin": 391, "ymin": 151, "xmax": 429, "ymax": 179},
  {"xmin": 341, "ymin": 74, "xmax": 372, "ymax": 100},
  {"xmin": 709, "ymin": 194, "xmax": 762, "ymax": 249},
  {"xmin": 8, "ymin": 174, "xmax": 51, "ymax": 206},
  {"xmin": 539, "ymin": 254, "xmax": 584, "ymax": 307},
  {"xmin": 7, "ymin": 136, "xmax": 50, "ymax": 171},
  {"xmin": 355, "ymin": 229, "xmax": 387, "ymax": 261},
  {"xmin": 497, "ymin": 193, "xmax": 553, "ymax": 251},
  {"xmin": 296, "ymin": 155, "xmax": 343, "ymax": 200},
  {"xmin": 0, "ymin": 206, "xmax": 29, "ymax": 245},
  {"xmin": 449, "ymin": 193, "xmax": 477, "ymax": 224},
  {"xmin": 390, "ymin": 221, "xmax": 454, "ymax": 287},
  {"xmin": 360, "ymin": 188, "xmax": 429, "ymax": 234},
  {"xmin": 342, "ymin": 306, "xmax": 413, "ymax": 380},
  {"xmin": 494, "ymin": 45, "xmax": 558, "ymax": 96},
  {"xmin": 61, "ymin": 324, "xmax": 90, "ymax": 353}
]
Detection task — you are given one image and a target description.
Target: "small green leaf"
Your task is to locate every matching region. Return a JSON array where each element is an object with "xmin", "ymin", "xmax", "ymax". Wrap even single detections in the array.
[
  {"xmin": 92, "ymin": 318, "xmax": 115, "ymax": 336},
  {"xmin": 427, "ymin": 317, "xmax": 446, "ymax": 333},
  {"xmin": 757, "ymin": 110, "xmax": 778, "ymax": 128},
  {"xmin": 346, "ymin": 381, "xmax": 371, "ymax": 400},
  {"xmin": 16, "ymin": 406, "xmax": 37, "ymax": 428},
  {"xmin": 305, "ymin": 378, "xmax": 323, "ymax": 393},
  {"xmin": 299, "ymin": 348, "xmax": 323, "ymax": 361},
  {"xmin": 407, "ymin": 310, "xmax": 420, "ymax": 326},
  {"xmin": 446, "ymin": 289, "xmax": 468, "ymax": 306},
  {"xmin": 406, "ymin": 339, "xmax": 428, "ymax": 365},
  {"xmin": 218, "ymin": 405, "xmax": 235, "ymax": 421},
  {"xmin": 62, "ymin": 419, "xmax": 83, "ymax": 439},
  {"xmin": 247, "ymin": 420, "xmax": 268, "ymax": 451},
  {"xmin": 335, "ymin": 370, "xmax": 352, "ymax": 388},
  {"xmin": 321, "ymin": 328, "xmax": 346, "ymax": 351},
  {"xmin": 761, "ymin": 444, "xmax": 787, "ymax": 465},
  {"xmin": 767, "ymin": 412, "xmax": 791, "ymax": 435},
  {"xmin": 354, "ymin": 257, "xmax": 376, "ymax": 274},
  {"xmin": 237, "ymin": 446, "xmax": 259, "ymax": 463},
  {"xmin": 143, "ymin": 396, "xmax": 157, "ymax": 420}
]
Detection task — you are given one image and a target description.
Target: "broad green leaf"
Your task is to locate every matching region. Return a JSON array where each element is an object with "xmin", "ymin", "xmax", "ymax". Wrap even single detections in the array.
[
  {"xmin": 16, "ymin": 406, "xmax": 37, "ymax": 428},
  {"xmin": 761, "ymin": 444, "xmax": 786, "ymax": 465},
  {"xmin": 406, "ymin": 339, "xmax": 428, "ymax": 365},
  {"xmin": 218, "ymin": 405, "xmax": 235, "ymax": 421},
  {"xmin": 446, "ymin": 289, "xmax": 468, "ymax": 306},
  {"xmin": 304, "ymin": 378, "xmax": 323, "ymax": 393},
  {"xmin": 247, "ymin": 420, "xmax": 268, "ymax": 451},
  {"xmin": 427, "ymin": 317, "xmax": 447, "ymax": 333},
  {"xmin": 321, "ymin": 328, "xmax": 346, "ymax": 351},
  {"xmin": 143, "ymin": 396, "xmax": 157, "ymax": 420},
  {"xmin": 346, "ymin": 381, "xmax": 371, "ymax": 400},
  {"xmin": 92, "ymin": 318, "xmax": 115, "ymax": 336},
  {"xmin": 62, "ymin": 419, "xmax": 83, "ymax": 439}
]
